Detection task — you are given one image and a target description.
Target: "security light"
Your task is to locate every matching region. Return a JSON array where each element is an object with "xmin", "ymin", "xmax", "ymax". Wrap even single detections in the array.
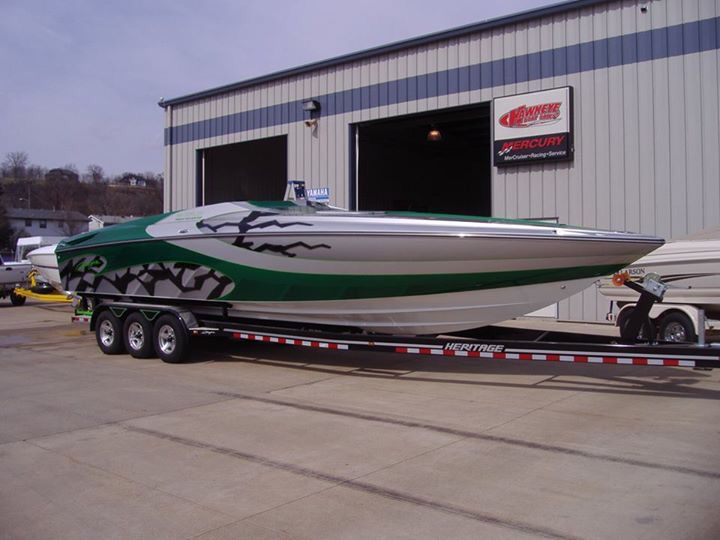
[
  {"xmin": 427, "ymin": 127, "xmax": 442, "ymax": 142},
  {"xmin": 303, "ymin": 99, "xmax": 320, "ymax": 112}
]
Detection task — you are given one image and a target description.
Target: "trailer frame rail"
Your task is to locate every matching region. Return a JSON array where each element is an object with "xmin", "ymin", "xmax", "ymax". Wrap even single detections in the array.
[
  {"xmin": 209, "ymin": 323, "xmax": 720, "ymax": 369},
  {"xmin": 74, "ymin": 298, "xmax": 720, "ymax": 368}
]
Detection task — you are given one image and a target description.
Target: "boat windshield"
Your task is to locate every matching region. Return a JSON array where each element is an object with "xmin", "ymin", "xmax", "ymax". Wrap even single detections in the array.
[
  {"xmin": 244, "ymin": 202, "xmax": 566, "ymax": 226},
  {"xmin": 246, "ymin": 201, "xmax": 334, "ymax": 214}
]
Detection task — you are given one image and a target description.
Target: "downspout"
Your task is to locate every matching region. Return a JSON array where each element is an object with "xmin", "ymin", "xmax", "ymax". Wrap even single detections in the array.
[{"xmin": 167, "ymin": 104, "xmax": 173, "ymax": 211}]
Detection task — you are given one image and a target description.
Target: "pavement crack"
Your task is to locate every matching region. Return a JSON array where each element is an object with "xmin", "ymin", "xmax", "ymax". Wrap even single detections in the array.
[
  {"xmin": 4, "ymin": 394, "xmax": 237, "ymax": 447},
  {"xmin": 193, "ymin": 434, "xmax": 470, "ymax": 537},
  {"xmin": 188, "ymin": 518, "xmax": 294, "ymax": 540},
  {"xmin": 213, "ymin": 391, "xmax": 720, "ymax": 480},
  {"xmin": 269, "ymin": 373, "xmax": 347, "ymax": 393},
  {"xmin": 124, "ymin": 424, "xmax": 579, "ymax": 540},
  {"xmin": 23, "ymin": 439, "xmax": 239, "ymax": 522},
  {"xmin": 478, "ymin": 391, "xmax": 580, "ymax": 433}
]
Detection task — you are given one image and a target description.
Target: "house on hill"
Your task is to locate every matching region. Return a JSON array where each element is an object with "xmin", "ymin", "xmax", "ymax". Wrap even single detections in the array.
[
  {"xmin": 7, "ymin": 208, "xmax": 88, "ymax": 237},
  {"xmin": 88, "ymin": 214, "xmax": 134, "ymax": 231}
]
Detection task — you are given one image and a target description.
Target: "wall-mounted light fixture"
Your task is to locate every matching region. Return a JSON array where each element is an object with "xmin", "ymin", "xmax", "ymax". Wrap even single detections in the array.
[
  {"xmin": 304, "ymin": 118, "xmax": 319, "ymax": 136},
  {"xmin": 427, "ymin": 126, "xmax": 442, "ymax": 142},
  {"xmin": 303, "ymin": 99, "xmax": 321, "ymax": 112}
]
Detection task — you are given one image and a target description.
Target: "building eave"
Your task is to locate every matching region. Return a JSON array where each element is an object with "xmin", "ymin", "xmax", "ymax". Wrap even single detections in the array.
[{"xmin": 158, "ymin": 0, "xmax": 609, "ymax": 108}]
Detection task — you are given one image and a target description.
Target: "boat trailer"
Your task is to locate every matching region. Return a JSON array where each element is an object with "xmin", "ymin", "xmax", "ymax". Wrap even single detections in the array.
[
  {"xmin": 72, "ymin": 273, "xmax": 720, "ymax": 368},
  {"xmin": 13, "ymin": 270, "xmax": 72, "ymax": 305}
]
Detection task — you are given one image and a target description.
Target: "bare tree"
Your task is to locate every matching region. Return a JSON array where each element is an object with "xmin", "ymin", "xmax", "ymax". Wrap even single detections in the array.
[
  {"xmin": 86, "ymin": 164, "xmax": 105, "ymax": 183},
  {"xmin": 61, "ymin": 218, "xmax": 87, "ymax": 236},
  {"xmin": 26, "ymin": 165, "xmax": 47, "ymax": 181},
  {"xmin": 2, "ymin": 151, "xmax": 29, "ymax": 180},
  {"xmin": 0, "ymin": 184, "xmax": 12, "ymax": 250},
  {"xmin": 44, "ymin": 168, "xmax": 82, "ymax": 212}
]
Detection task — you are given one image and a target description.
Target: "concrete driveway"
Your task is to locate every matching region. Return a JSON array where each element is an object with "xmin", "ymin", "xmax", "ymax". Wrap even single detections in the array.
[{"xmin": 1, "ymin": 302, "xmax": 719, "ymax": 539}]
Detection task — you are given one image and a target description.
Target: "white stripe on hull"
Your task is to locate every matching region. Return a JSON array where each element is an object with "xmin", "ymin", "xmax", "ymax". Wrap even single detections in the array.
[
  {"xmin": 168, "ymin": 235, "xmax": 648, "ymax": 277},
  {"xmin": 223, "ymin": 276, "xmax": 599, "ymax": 335},
  {"xmin": 151, "ymin": 202, "xmax": 661, "ymax": 277}
]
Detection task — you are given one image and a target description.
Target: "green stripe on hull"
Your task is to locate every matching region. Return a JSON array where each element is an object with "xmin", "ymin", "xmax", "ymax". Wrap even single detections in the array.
[
  {"xmin": 58, "ymin": 240, "xmax": 623, "ymax": 302},
  {"xmin": 57, "ymin": 212, "xmax": 171, "ymax": 250},
  {"xmin": 216, "ymin": 263, "xmax": 621, "ymax": 301}
]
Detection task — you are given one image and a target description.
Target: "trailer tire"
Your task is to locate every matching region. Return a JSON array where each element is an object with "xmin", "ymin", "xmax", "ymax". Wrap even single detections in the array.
[
  {"xmin": 153, "ymin": 314, "xmax": 188, "ymax": 364},
  {"xmin": 658, "ymin": 312, "xmax": 696, "ymax": 343},
  {"xmin": 123, "ymin": 313, "xmax": 155, "ymax": 358},
  {"xmin": 96, "ymin": 311, "xmax": 125, "ymax": 355},
  {"xmin": 10, "ymin": 291, "xmax": 26, "ymax": 306},
  {"xmin": 617, "ymin": 308, "xmax": 655, "ymax": 343}
]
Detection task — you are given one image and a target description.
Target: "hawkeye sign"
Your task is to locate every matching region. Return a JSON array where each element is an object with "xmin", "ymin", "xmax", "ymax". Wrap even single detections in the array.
[
  {"xmin": 493, "ymin": 87, "xmax": 573, "ymax": 166},
  {"xmin": 499, "ymin": 102, "xmax": 562, "ymax": 129}
]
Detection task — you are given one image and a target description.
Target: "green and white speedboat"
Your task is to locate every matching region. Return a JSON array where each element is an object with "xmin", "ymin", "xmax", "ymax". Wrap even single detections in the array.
[{"xmin": 51, "ymin": 200, "xmax": 663, "ymax": 335}]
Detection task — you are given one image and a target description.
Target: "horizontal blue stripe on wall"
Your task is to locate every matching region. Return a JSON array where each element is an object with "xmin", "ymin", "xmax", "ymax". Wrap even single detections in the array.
[{"xmin": 165, "ymin": 16, "xmax": 720, "ymax": 146}]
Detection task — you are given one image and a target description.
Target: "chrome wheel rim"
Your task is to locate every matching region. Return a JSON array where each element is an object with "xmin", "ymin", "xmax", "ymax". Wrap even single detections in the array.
[
  {"xmin": 128, "ymin": 321, "xmax": 145, "ymax": 350},
  {"xmin": 663, "ymin": 322, "xmax": 687, "ymax": 342},
  {"xmin": 99, "ymin": 320, "xmax": 115, "ymax": 347},
  {"xmin": 158, "ymin": 324, "xmax": 176, "ymax": 354}
]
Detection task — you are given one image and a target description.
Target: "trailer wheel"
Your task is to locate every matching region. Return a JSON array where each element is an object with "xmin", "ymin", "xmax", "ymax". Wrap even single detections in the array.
[
  {"xmin": 96, "ymin": 311, "xmax": 125, "ymax": 355},
  {"xmin": 658, "ymin": 312, "xmax": 696, "ymax": 343},
  {"xmin": 153, "ymin": 314, "xmax": 188, "ymax": 364},
  {"xmin": 617, "ymin": 308, "xmax": 655, "ymax": 343},
  {"xmin": 123, "ymin": 313, "xmax": 155, "ymax": 358},
  {"xmin": 10, "ymin": 291, "xmax": 26, "ymax": 306}
]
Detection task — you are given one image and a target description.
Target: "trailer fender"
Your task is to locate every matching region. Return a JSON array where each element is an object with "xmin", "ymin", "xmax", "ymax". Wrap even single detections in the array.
[
  {"xmin": 617, "ymin": 304, "xmax": 703, "ymax": 335},
  {"xmin": 89, "ymin": 305, "xmax": 128, "ymax": 331},
  {"xmin": 648, "ymin": 305, "xmax": 702, "ymax": 334},
  {"xmin": 158, "ymin": 308, "xmax": 198, "ymax": 333},
  {"xmin": 89, "ymin": 303, "xmax": 198, "ymax": 333}
]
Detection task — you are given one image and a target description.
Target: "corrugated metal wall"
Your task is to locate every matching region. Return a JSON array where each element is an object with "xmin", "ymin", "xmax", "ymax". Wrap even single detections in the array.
[{"xmin": 163, "ymin": 0, "xmax": 720, "ymax": 321}]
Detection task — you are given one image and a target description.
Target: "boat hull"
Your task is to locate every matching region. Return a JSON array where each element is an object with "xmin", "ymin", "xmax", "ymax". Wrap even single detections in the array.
[
  {"xmin": 27, "ymin": 245, "xmax": 63, "ymax": 291},
  {"xmin": 57, "ymin": 239, "xmax": 620, "ymax": 334},
  {"xmin": 53, "ymin": 202, "xmax": 664, "ymax": 334},
  {"xmin": 219, "ymin": 277, "xmax": 605, "ymax": 334}
]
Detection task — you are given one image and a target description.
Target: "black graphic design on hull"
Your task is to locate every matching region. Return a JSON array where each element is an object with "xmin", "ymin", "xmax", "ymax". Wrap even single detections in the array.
[
  {"xmin": 61, "ymin": 257, "xmax": 233, "ymax": 299},
  {"xmin": 198, "ymin": 211, "xmax": 331, "ymax": 257}
]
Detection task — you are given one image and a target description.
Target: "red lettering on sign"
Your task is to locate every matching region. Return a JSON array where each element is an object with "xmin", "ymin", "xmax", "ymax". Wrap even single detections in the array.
[{"xmin": 499, "ymin": 102, "xmax": 562, "ymax": 128}]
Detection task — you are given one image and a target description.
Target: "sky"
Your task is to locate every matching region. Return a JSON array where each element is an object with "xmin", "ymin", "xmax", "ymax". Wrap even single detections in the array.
[{"xmin": 0, "ymin": 0, "xmax": 555, "ymax": 177}]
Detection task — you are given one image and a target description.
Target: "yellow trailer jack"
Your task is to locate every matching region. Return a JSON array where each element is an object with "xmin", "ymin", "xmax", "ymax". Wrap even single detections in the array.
[{"xmin": 13, "ymin": 270, "xmax": 72, "ymax": 304}]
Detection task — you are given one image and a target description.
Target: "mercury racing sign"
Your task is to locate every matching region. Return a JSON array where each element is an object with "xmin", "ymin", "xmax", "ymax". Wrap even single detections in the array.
[{"xmin": 493, "ymin": 87, "xmax": 573, "ymax": 166}]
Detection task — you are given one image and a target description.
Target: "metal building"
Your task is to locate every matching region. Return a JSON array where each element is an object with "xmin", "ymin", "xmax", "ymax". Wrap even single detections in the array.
[{"xmin": 160, "ymin": 0, "xmax": 720, "ymax": 321}]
